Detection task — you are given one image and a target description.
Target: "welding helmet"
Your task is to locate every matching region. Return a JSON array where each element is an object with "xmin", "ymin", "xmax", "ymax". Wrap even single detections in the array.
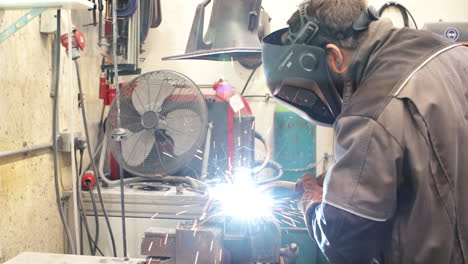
[{"xmin": 262, "ymin": 3, "xmax": 379, "ymax": 126}]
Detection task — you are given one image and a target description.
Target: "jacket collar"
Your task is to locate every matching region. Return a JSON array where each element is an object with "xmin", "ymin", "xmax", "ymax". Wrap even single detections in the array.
[{"xmin": 343, "ymin": 19, "xmax": 396, "ymax": 102}]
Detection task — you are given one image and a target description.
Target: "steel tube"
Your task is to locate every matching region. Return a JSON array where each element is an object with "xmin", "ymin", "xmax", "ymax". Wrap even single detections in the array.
[{"xmin": 0, "ymin": 142, "xmax": 53, "ymax": 159}]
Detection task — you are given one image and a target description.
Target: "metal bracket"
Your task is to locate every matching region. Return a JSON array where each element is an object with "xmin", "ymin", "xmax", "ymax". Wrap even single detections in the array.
[{"xmin": 0, "ymin": 7, "xmax": 47, "ymax": 45}]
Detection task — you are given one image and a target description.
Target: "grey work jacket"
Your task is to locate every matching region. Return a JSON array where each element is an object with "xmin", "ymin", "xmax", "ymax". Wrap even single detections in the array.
[{"xmin": 308, "ymin": 19, "xmax": 468, "ymax": 263}]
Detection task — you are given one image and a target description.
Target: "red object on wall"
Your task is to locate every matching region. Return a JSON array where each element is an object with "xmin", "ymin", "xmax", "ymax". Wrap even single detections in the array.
[
  {"xmin": 99, "ymin": 76, "xmax": 107, "ymax": 99},
  {"xmin": 60, "ymin": 28, "xmax": 85, "ymax": 51}
]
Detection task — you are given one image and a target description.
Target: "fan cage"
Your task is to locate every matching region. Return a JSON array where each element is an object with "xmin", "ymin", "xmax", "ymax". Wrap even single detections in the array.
[{"xmin": 106, "ymin": 70, "xmax": 208, "ymax": 177}]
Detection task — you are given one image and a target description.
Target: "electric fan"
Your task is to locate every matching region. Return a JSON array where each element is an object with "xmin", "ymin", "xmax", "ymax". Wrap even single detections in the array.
[{"xmin": 106, "ymin": 70, "xmax": 208, "ymax": 177}]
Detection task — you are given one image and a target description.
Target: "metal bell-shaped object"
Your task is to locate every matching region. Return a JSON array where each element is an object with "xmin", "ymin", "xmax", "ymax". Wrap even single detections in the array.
[{"xmin": 163, "ymin": 0, "xmax": 270, "ymax": 62}]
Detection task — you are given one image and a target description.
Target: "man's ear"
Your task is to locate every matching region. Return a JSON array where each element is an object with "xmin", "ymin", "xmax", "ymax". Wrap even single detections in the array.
[{"xmin": 325, "ymin": 44, "xmax": 347, "ymax": 73}]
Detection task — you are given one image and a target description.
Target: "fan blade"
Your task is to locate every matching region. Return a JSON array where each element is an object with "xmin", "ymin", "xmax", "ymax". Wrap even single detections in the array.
[
  {"xmin": 121, "ymin": 129, "xmax": 155, "ymax": 167},
  {"xmin": 120, "ymin": 96, "xmax": 144, "ymax": 133},
  {"xmin": 132, "ymin": 75, "xmax": 176, "ymax": 115},
  {"xmin": 160, "ymin": 109, "xmax": 202, "ymax": 156}
]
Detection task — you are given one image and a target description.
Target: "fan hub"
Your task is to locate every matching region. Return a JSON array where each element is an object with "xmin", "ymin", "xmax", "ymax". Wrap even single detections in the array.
[{"xmin": 141, "ymin": 111, "xmax": 159, "ymax": 129}]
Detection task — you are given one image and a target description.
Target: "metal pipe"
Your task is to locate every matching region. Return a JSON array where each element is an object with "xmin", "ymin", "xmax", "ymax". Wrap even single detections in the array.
[{"xmin": 0, "ymin": 142, "xmax": 52, "ymax": 159}]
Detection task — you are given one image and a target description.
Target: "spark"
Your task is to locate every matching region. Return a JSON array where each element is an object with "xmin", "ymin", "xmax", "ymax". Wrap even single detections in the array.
[
  {"xmin": 164, "ymin": 233, "xmax": 169, "ymax": 245},
  {"xmin": 192, "ymin": 220, "xmax": 198, "ymax": 230},
  {"xmin": 282, "ymin": 214, "xmax": 301, "ymax": 225},
  {"xmin": 148, "ymin": 258, "xmax": 153, "ymax": 264},
  {"xmin": 194, "ymin": 251, "xmax": 199, "ymax": 264},
  {"xmin": 151, "ymin": 212, "xmax": 159, "ymax": 219},
  {"xmin": 148, "ymin": 241, "xmax": 153, "ymax": 251},
  {"xmin": 176, "ymin": 210, "xmax": 187, "ymax": 216},
  {"xmin": 219, "ymin": 249, "xmax": 223, "ymax": 262},
  {"xmin": 210, "ymin": 240, "xmax": 214, "ymax": 252},
  {"xmin": 196, "ymin": 149, "xmax": 203, "ymax": 154},
  {"xmin": 194, "ymin": 154, "xmax": 203, "ymax": 160},
  {"xmin": 193, "ymin": 227, "xmax": 198, "ymax": 237},
  {"xmin": 162, "ymin": 152, "xmax": 173, "ymax": 158}
]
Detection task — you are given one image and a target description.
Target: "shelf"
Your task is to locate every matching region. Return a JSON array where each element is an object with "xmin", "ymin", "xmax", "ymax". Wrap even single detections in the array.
[{"xmin": 0, "ymin": 0, "xmax": 94, "ymax": 10}]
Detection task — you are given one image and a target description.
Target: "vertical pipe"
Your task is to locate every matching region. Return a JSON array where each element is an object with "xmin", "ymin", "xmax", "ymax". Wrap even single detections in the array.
[
  {"xmin": 52, "ymin": 9, "xmax": 76, "ymax": 255},
  {"xmin": 67, "ymin": 9, "xmax": 81, "ymax": 254},
  {"xmin": 112, "ymin": 0, "xmax": 128, "ymax": 258}
]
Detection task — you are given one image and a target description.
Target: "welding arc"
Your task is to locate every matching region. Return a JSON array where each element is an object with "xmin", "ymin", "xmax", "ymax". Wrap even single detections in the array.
[{"xmin": 75, "ymin": 60, "xmax": 117, "ymax": 257}]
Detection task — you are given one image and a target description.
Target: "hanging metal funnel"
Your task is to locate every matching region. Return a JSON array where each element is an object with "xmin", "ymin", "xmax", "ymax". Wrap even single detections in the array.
[{"xmin": 162, "ymin": 0, "xmax": 270, "ymax": 62}]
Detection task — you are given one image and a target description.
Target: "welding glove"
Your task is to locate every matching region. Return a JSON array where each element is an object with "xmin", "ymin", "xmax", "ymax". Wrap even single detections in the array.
[{"xmin": 295, "ymin": 172, "xmax": 325, "ymax": 216}]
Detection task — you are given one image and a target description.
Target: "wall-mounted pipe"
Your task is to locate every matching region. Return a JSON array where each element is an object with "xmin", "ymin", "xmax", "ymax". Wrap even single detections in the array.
[{"xmin": 0, "ymin": 142, "xmax": 52, "ymax": 159}]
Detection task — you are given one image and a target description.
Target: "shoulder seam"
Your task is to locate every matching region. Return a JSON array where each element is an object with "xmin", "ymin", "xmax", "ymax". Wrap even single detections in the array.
[{"xmin": 336, "ymin": 115, "xmax": 405, "ymax": 152}]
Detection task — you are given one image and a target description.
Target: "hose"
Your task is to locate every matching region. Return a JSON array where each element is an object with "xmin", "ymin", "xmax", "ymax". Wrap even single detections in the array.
[
  {"xmin": 86, "ymin": 181, "xmax": 100, "ymax": 255},
  {"xmin": 52, "ymin": 9, "xmax": 76, "ymax": 254},
  {"xmin": 74, "ymin": 152, "xmax": 104, "ymax": 256},
  {"xmin": 253, "ymin": 131, "xmax": 271, "ymax": 174},
  {"xmin": 74, "ymin": 59, "xmax": 117, "ymax": 257},
  {"xmin": 241, "ymin": 62, "xmax": 262, "ymax": 95},
  {"xmin": 256, "ymin": 159, "xmax": 284, "ymax": 184}
]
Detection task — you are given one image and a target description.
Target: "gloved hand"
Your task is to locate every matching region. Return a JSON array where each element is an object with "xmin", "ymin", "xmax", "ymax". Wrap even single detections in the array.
[{"xmin": 295, "ymin": 172, "xmax": 326, "ymax": 216}]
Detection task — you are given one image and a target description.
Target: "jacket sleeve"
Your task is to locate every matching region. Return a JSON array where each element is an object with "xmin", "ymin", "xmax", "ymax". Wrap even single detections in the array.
[
  {"xmin": 307, "ymin": 116, "xmax": 403, "ymax": 263},
  {"xmin": 324, "ymin": 116, "xmax": 403, "ymax": 221},
  {"xmin": 310, "ymin": 203, "xmax": 390, "ymax": 264}
]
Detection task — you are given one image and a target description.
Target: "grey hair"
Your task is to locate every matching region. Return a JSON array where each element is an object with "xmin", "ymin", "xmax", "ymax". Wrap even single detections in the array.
[{"xmin": 287, "ymin": 0, "xmax": 368, "ymax": 49}]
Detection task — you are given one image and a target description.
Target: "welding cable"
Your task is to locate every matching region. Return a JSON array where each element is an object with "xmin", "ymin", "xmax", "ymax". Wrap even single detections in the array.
[
  {"xmin": 74, "ymin": 151, "xmax": 102, "ymax": 255},
  {"xmin": 256, "ymin": 159, "xmax": 284, "ymax": 184},
  {"xmin": 74, "ymin": 59, "xmax": 117, "ymax": 257},
  {"xmin": 86, "ymin": 181, "xmax": 100, "ymax": 255},
  {"xmin": 378, "ymin": 2, "xmax": 418, "ymax": 29},
  {"xmin": 52, "ymin": 9, "xmax": 77, "ymax": 254},
  {"xmin": 75, "ymin": 163, "xmax": 104, "ymax": 256},
  {"xmin": 241, "ymin": 62, "xmax": 262, "ymax": 95},
  {"xmin": 253, "ymin": 131, "xmax": 271, "ymax": 174},
  {"xmin": 74, "ymin": 139, "xmax": 105, "ymax": 256}
]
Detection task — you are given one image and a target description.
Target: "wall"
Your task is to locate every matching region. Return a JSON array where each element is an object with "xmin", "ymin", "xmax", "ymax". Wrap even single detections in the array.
[{"xmin": 0, "ymin": 8, "xmax": 102, "ymax": 262}]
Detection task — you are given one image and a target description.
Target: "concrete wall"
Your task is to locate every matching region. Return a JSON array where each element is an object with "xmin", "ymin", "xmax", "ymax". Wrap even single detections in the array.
[
  {"xmin": 0, "ymin": 0, "xmax": 468, "ymax": 262},
  {"xmin": 0, "ymin": 8, "xmax": 102, "ymax": 262}
]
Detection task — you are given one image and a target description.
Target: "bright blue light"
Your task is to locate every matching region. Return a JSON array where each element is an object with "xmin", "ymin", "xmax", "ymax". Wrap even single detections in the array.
[{"xmin": 209, "ymin": 168, "xmax": 274, "ymax": 220}]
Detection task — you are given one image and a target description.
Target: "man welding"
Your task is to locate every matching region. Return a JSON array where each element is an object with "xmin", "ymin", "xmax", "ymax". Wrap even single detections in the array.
[{"xmin": 261, "ymin": 0, "xmax": 468, "ymax": 263}]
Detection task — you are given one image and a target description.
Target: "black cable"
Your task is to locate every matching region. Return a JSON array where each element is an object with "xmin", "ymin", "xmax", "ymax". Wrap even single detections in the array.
[
  {"xmin": 75, "ymin": 160, "xmax": 104, "ymax": 256},
  {"xmin": 52, "ymin": 9, "xmax": 76, "ymax": 254},
  {"xmin": 74, "ymin": 149, "xmax": 93, "ymax": 255},
  {"xmin": 378, "ymin": 2, "xmax": 418, "ymax": 29},
  {"xmin": 74, "ymin": 149, "xmax": 84, "ymax": 255},
  {"xmin": 78, "ymin": 149, "xmax": 84, "ymax": 176},
  {"xmin": 75, "ymin": 145, "xmax": 104, "ymax": 256},
  {"xmin": 86, "ymin": 181, "xmax": 100, "ymax": 255},
  {"xmin": 74, "ymin": 59, "xmax": 117, "ymax": 257},
  {"xmin": 241, "ymin": 62, "xmax": 262, "ymax": 95}
]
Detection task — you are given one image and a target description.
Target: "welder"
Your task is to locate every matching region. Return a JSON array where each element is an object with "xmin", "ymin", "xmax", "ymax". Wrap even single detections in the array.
[{"xmin": 261, "ymin": 0, "xmax": 468, "ymax": 263}]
